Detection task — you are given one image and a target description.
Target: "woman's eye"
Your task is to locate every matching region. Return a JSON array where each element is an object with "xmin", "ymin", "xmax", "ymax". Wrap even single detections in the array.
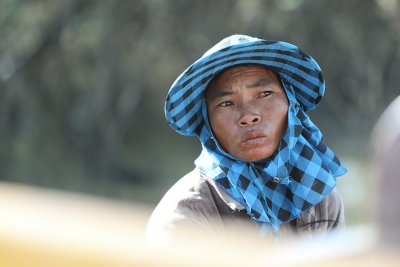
[
  {"xmin": 260, "ymin": 91, "xmax": 272, "ymax": 98},
  {"xmin": 218, "ymin": 101, "xmax": 234, "ymax": 107}
]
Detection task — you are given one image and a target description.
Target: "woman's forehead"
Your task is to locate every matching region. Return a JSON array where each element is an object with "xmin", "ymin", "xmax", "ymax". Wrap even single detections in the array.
[{"xmin": 205, "ymin": 65, "xmax": 282, "ymax": 98}]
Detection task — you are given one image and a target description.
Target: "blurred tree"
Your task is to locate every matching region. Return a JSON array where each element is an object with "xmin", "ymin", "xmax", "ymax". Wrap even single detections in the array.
[{"xmin": 0, "ymin": 0, "xmax": 398, "ymax": 204}]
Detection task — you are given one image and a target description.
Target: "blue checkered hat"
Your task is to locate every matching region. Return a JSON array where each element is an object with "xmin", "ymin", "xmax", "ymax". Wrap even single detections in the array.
[{"xmin": 166, "ymin": 34, "xmax": 325, "ymax": 136}]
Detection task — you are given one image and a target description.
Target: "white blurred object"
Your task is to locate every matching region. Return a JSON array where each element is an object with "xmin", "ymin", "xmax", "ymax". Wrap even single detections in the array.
[
  {"xmin": 370, "ymin": 95, "xmax": 400, "ymax": 245},
  {"xmin": 0, "ymin": 182, "xmax": 398, "ymax": 267},
  {"xmin": 371, "ymin": 95, "xmax": 400, "ymax": 158}
]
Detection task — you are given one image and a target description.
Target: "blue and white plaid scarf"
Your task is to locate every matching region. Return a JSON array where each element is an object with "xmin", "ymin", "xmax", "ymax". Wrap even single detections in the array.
[{"xmin": 195, "ymin": 78, "xmax": 347, "ymax": 235}]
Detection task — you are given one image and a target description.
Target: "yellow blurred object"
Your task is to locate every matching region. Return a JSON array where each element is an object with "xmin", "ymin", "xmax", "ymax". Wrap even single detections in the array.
[
  {"xmin": 0, "ymin": 181, "xmax": 152, "ymax": 267},
  {"xmin": 0, "ymin": 181, "xmax": 399, "ymax": 267}
]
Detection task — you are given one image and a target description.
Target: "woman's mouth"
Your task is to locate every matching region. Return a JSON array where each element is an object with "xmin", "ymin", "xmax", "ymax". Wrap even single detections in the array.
[{"xmin": 241, "ymin": 132, "xmax": 267, "ymax": 145}]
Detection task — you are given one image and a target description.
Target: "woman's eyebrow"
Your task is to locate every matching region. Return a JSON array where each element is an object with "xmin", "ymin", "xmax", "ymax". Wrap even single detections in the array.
[
  {"xmin": 206, "ymin": 88, "xmax": 234, "ymax": 101},
  {"xmin": 247, "ymin": 78, "xmax": 275, "ymax": 88},
  {"xmin": 206, "ymin": 77, "xmax": 278, "ymax": 100}
]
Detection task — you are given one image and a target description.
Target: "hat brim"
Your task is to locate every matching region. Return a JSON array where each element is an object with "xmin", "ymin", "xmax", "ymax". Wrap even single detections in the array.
[{"xmin": 165, "ymin": 39, "xmax": 325, "ymax": 136}]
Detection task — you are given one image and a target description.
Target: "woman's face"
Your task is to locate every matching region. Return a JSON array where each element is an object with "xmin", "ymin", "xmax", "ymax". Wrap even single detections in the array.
[{"xmin": 206, "ymin": 65, "xmax": 288, "ymax": 162}]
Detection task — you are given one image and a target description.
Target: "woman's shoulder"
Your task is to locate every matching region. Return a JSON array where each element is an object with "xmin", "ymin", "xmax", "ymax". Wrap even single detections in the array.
[{"xmin": 146, "ymin": 169, "xmax": 223, "ymax": 245}]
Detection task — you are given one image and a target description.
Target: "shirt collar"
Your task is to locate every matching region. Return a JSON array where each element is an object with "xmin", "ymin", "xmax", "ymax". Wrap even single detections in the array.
[{"xmin": 204, "ymin": 175, "xmax": 245, "ymax": 211}]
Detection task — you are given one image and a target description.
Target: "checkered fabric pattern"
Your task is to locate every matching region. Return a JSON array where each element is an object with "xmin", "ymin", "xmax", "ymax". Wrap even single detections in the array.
[
  {"xmin": 165, "ymin": 35, "xmax": 347, "ymax": 234},
  {"xmin": 166, "ymin": 35, "xmax": 325, "ymax": 137}
]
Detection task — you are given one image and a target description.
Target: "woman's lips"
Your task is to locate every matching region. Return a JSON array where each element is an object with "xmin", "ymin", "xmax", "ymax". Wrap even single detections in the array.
[{"xmin": 240, "ymin": 132, "xmax": 267, "ymax": 144}]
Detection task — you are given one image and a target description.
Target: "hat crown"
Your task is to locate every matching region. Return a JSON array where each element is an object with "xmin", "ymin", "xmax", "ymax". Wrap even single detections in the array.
[{"xmin": 202, "ymin": 34, "xmax": 260, "ymax": 58}]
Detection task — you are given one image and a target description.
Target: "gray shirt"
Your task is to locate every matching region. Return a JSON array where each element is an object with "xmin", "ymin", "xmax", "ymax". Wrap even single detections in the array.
[{"xmin": 147, "ymin": 168, "xmax": 345, "ymax": 244}]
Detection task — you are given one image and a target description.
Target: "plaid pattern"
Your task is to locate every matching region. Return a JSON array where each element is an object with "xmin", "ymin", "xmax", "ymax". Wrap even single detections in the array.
[{"xmin": 165, "ymin": 35, "xmax": 347, "ymax": 234}]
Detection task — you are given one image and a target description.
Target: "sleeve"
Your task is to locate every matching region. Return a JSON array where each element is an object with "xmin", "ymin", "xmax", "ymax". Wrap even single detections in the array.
[
  {"xmin": 293, "ymin": 187, "xmax": 345, "ymax": 235},
  {"xmin": 145, "ymin": 171, "xmax": 225, "ymax": 247}
]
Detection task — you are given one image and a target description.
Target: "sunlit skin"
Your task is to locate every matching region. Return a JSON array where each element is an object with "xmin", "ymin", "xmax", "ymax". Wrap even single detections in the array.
[{"xmin": 206, "ymin": 65, "xmax": 289, "ymax": 162}]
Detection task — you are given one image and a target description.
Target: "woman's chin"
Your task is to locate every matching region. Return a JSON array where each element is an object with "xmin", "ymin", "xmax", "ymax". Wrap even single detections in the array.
[{"xmin": 235, "ymin": 146, "xmax": 277, "ymax": 162}]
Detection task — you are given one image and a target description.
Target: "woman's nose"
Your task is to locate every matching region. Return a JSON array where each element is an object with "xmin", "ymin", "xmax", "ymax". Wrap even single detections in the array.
[{"xmin": 239, "ymin": 110, "xmax": 261, "ymax": 126}]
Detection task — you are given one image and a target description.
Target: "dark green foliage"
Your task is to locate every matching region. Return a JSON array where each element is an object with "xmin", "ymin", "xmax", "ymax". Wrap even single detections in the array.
[{"xmin": 0, "ymin": 0, "xmax": 399, "ymax": 203}]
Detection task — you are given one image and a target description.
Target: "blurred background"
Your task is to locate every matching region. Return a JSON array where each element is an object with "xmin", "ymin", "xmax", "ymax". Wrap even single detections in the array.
[{"xmin": 0, "ymin": 0, "xmax": 399, "ymax": 230}]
